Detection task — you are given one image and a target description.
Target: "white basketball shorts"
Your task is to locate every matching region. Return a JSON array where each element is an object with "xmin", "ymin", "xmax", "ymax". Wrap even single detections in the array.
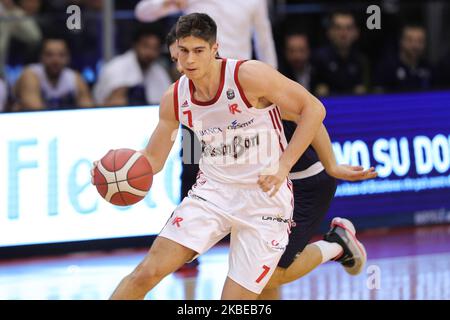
[{"xmin": 158, "ymin": 171, "xmax": 294, "ymax": 294}]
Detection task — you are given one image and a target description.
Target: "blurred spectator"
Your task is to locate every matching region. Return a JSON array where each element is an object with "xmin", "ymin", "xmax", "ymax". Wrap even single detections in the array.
[
  {"xmin": 18, "ymin": 0, "xmax": 42, "ymax": 15},
  {"xmin": 313, "ymin": 10, "xmax": 368, "ymax": 96},
  {"xmin": 135, "ymin": 0, "xmax": 278, "ymax": 67},
  {"xmin": 374, "ymin": 24, "xmax": 433, "ymax": 92},
  {"xmin": 94, "ymin": 25, "xmax": 171, "ymax": 106},
  {"xmin": 13, "ymin": 37, "xmax": 94, "ymax": 111},
  {"xmin": 0, "ymin": 76, "xmax": 7, "ymax": 112},
  {"xmin": 0, "ymin": 0, "xmax": 42, "ymax": 77},
  {"xmin": 279, "ymin": 32, "xmax": 317, "ymax": 91}
]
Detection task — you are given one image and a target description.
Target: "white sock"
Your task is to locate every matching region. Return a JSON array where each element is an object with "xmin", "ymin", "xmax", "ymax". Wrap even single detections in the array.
[{"xmin": 313, "ymin": 240, "xmax": 343, "ymax": 264}]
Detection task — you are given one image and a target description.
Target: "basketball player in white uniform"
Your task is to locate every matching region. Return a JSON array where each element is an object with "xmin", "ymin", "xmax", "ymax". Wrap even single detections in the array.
[
  {"xmin": 92, "ymin": 13, "xmax": 355, "ymax": 300},
  {"xmin": 165, "ymin": 26, "xmax": 375, "ymax": 299}
]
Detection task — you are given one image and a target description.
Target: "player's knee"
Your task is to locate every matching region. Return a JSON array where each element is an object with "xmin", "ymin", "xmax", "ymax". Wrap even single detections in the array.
[{"xmin": 129, "ymin": 263, "xmax": 166, "ymax": 288}]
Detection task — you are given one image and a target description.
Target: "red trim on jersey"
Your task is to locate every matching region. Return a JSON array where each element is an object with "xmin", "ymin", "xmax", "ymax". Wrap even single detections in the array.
[
  {"xmin": 234, "ymin": 60, "xmax": 253, "ymax": 108},
  {"xmin": 269, "ymin": 109, "xmax": 285, "ymax": 152},
  {"xmin": 189, "ymin": 59, "xmax": 227, "ymax": 106},
  {"xmin": 272, "ymin": 107, "xmax": 282, "ymax": 132},
  {"xmin": 275, "ymin": 106, "xmax": 283, "ymax": 130},
  {"xmin": 173, "ymin": 80, "xmax": 180, "ymax": 121},
  {"xmin": 273, "ymin": 106, "xmax": 287, "ymax": 150}
]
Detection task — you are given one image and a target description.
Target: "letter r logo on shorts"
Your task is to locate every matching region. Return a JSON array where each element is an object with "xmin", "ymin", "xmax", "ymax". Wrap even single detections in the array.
[
  {"xmin": 172, "ymin": 216, "xmax": 183, "ymax": 227},
  {"xmin": 228, "ymin": 104, "xmax": 241, "ymax": 114}
]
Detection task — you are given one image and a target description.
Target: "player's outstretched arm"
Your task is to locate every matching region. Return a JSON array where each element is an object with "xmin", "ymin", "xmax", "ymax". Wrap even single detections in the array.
[
  {"xmin": 238, "ymin": 60, "xmax": 326, "ymax": 195},
  {"xmin": 139, "ymin": 84, "xmax": 180, "ymax": 174},
  {"xmin": 311, "ymin": 124, "xmax": 377, "ymax": 181},
  {"xmin": 280, "ymin": 109, "xmax": 377, "ymax": 182}
]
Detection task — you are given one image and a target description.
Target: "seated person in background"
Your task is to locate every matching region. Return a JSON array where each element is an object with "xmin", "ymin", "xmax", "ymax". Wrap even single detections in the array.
[
  {"xmin": 374, "ymin": 24, "xmax": 433, "ymax": 92},
  {"xmin": 279, "ymin": 31, "xmax": 317, "ymax": 92},
  {"xmin": 94, "ymin": 25, "xmax": 171, "ymax": 106},
  {"xmin": 13, "ymin": 37, "xmax": 93, "ymax": 111},
  {"xmin": 313, "ymin": 10, "xmax": 368, "ymax": 96}
]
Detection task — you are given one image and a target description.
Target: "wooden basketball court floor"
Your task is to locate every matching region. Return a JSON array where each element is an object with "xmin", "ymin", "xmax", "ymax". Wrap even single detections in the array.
[{"xmin": 1, "ymin": 224, "xmax": 449, "ymax": 300}]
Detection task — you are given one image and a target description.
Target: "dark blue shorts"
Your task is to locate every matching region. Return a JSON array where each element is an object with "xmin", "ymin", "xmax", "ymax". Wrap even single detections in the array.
[{"xmin": 278, "ymin": 170, "xmax": 337, "ymax": 268}]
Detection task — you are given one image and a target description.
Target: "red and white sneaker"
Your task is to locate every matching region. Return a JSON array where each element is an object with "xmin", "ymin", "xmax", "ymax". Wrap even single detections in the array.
[{"xmin": 324, "ymin": 217, "xmax": 367, "ymax": 275}]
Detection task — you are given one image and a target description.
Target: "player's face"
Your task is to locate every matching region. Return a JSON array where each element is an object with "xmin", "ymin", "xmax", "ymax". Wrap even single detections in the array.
[
  {"xmin": 135, "ymin": 35, "xmax": 161, "ymax": 69},
  {"xmin": 41, "ymin": 40, "xmax": 69, "ymax": 78},
  {"xmin": 285, "ymin": 35, "xmax": 310, "ymax": 70},
  {"xmin": 177, "ymin": 36, "xmax": 218, "ymax": 80},
  {"xmin": 169, "ymin": 42, "xmax": 183, "ymax": 74}
]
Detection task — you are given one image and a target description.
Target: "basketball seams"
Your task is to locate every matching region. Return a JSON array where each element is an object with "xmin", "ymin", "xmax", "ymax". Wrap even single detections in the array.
[
  {"xmin": 94, "ymin": 148, "xmax": 153, "ymax": 206},
  {"xmin": 94, "ymin": 172, "xmax": 153, "ymax": 186},
  {"xmin": 104, "ymin": 179, "xmax": 119, "ymax": 202},
  {"xmin": 117, "ymin": 180, "xmax": 148, "ymax": 197},
  {"xmin": 113, "ymin": 150, "xmax": 128, "ymax": 206},
  {"xmin": 96, "ymin": 161, "xmax": 116, "ymax": 185},
  {"xmin": 115, "ymin": 151, "xmax": 143, "ymax": 181}
]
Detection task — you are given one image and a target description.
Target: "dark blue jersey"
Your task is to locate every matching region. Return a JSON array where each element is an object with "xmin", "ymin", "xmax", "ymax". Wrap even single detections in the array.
[{"xmin": 282, "ymin": 119, "xmax": 320, "ymax": 172}]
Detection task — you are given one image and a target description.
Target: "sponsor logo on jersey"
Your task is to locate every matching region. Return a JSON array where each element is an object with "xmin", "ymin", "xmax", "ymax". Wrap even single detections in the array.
[
  {"xmin": 228, "ymin": 103, "xmax": 242, "ymax": 114},
  {"xmin": 197, "ymin": 127, "xmax": 223, "ymax": 137},
  {"xmin": 227, "ymin": 118, "xmax": 255, "ymax": 130},
  {"xmin": 181, "ymin": 100, "xmax": 189, "ymax": 108},
  {"xmin": 201, "ymin": 133, "xmax": 260, "ymax": 159},
  {"xmin": 226, "ymin": 88, "xmax": 235, "ymax": 100}
]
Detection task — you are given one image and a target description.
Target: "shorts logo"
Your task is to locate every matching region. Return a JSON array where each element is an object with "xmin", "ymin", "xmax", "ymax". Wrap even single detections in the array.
[
  {"xmin": 262, "ymin": 215, "xmax": 291, "ymax": 224},
  {"xmin": 228, "ymin": 103, "xmax": 241, "ymax": 114},
  {"xmin": 172, "ymin": 216, "xmax": 183, "ymax": 227},
  {"xmin": 226, "ymin": 88, "xmax": 235, "ymax": 100},
  {"xmin": 270, "ymin": 239, "xmax": 284, "ymax": 251}
]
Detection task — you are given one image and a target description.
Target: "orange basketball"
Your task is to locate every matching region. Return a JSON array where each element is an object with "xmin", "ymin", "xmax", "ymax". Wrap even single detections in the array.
[{"xmin": 93, "ymin": 148, "xmax": 153, "ymax": 206}]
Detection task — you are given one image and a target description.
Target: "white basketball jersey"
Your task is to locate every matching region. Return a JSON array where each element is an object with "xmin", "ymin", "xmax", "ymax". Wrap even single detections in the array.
[
  {"xmin": 29, "ymin": 63, "xmax": 77, "ymax": 109},
  {"xmin": 174, "ymin": 59, "xmax": 288, "ymax": 185}
]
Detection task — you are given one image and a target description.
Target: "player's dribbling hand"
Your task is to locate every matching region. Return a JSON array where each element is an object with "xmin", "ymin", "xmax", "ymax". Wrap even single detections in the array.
[
  {"xmin": 258, "ymin": 162, "xmax": 291, "ymax": 197},
  {"xmin": 327, "ymin": 164, "xmax": 377, "ymax": 181},
  {"xmin": 90, "ymin": 160, "xmax": 99, "ymax": 185}
]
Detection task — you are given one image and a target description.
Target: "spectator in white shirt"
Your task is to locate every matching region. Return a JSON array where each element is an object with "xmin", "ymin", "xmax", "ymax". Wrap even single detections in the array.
[
  {"xmin": 94, "ymin": 26, "xmax": 172, "ymax": 106},
  {"xmin": 0, "ymin": 0, "xmax": 42, "ymax": 77},
  {"xmin": 135, "ymin": 0, "xmax": 277, "ymax": 68}
]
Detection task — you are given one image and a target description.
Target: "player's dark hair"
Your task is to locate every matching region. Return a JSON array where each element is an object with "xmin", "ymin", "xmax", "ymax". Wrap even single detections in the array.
[
  {"xmin": 166, "ymin": 24, "xmax": 177, "ymax": 50},
  {"xmin": 175, "ymin": 13, "xmax": 217, "ymax": 44}
]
